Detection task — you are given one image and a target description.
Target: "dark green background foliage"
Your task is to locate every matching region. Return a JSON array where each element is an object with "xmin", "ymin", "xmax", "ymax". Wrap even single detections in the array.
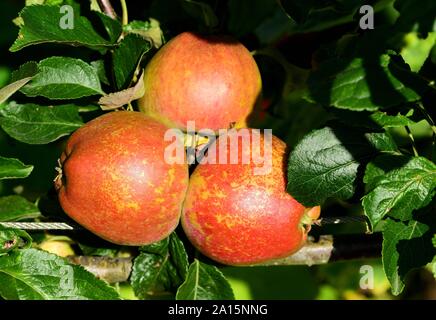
[{"xmin": 0, "ymin": 0, "xmax": 435, "ymax": 300}]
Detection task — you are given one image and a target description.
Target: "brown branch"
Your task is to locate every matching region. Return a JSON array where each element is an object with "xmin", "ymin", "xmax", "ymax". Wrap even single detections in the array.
[
  {"xmin": 66, "ymin": 234, "xmax": 382, "ymax": 283},
  {"xmin": 97, "ymin": 0, "xmax": 118, "ymax": 20},
  {"xmin": 67, "ymin": 256, "xmax": 132, "ymax": 283},
  {"xmin": 256, "ymin": 235, "xmax": 334, "ymax": 266}
]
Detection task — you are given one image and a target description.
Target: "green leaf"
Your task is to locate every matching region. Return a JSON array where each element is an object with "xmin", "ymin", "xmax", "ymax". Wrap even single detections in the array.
[
  {"xmin": 0, "ymin": 248, "xmax": 120, "ymax": 299},
  {"xmin": 363, "ymin": 155, "xmax": 436, "ymax": 228},
  {"xmin": 333, "ymin": 109, "xmax": 417, "ymax": 129},
  {"xmin": 227, "ymin": 0, "xmax": 277, "ymax": 37},
  {"xmin": 0, "ymin": 157, "xmax": 33, "ymax": 180},
  {"xmin": 382, "ymin": 215, "xmax": 436, "ymax": 295},
  {"xmin": 362, "ymin": 110, "xmax": 418, "ymax": 128},
  {"xmin": 394, "ymin": 0, "xmax": 436, "ymax": 35},
  {"xmin": 0, "ymin": 102, "xmax": 83, "ymax": 144},
  {"xmin": 0, "ymin": 62, "xmax": 38, "ymax": 104},
  {"xmin": 287, "ymin": 124, "xmax": 397, "ymax": 207},
  {"xmin": 254, "ymin": 7, "xmax": 295, "ymax": 45},
  {"xmin": 25, "ymin": 0, "xmax": 64, "ymax": 5},
  {"xmin": 10, "ymin": 61, "xmax": 38, "ymax": 82},
  {"xmin": 278, "ymin": 0, "xmax": 385, "ymax": 33},
  {"xmin": 130, "ymin": 233, "xmax": 189, "ymax": 299},
  {"xmin": 123, "ymin": 19, "xmax": 164, "ymax": 49},
  {"xmin": 169, "ymin": 234, "xmax": 189, "ymax": 281},
  {"xmin": 0, "ymin": 226, "xmax": 32, "ymax": 255},
  {"xmin": 112, "ymin": 34, "xmax": 151, "ymax": 90},
  {"xmin": 253, "ymin": 87, "xmax": 329, "ymax": 148},
  {"xmin": 10, "ymin": 5, "xmax": 121, "ymax": 52},
  {"xmin": 307, "ymin": 54, "xmax": 427, "ymax": 111},
  {"xmin": 401, "ymin": 32, "xmax": 436, "ymax": 72},
  {"xmin": 78, "ymin": 243, "xmax": 118, "ymax": 258},
  {"xmin": 20, "ymin": 57, "xmax": 104, "ymax": 99},
  {"xmin": 95, "ymin": 11, "xmax": 122, "ymax": 43},
  {"xmin": 180, "ymin": 0, "xmax": 218, "ymax": 29},
  {"xmin": 90, "ymin": 60, "xmax": 110, "ymax": 86},
  {"xmin": 0, "ymin": 195, "xmax": 40, "ymax": 222},
  {"xmin": 176, "ymin": 259, "xmax": 234, "ymax": 300},
  {"xmin": 0, "ymin": 67, "xmax": 10, "ymax": 88}
]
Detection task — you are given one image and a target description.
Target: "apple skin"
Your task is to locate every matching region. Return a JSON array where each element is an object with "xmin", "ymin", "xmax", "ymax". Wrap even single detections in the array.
[
  {"xmin": 182, "ymin": 129, "xmax": 320, "ymax": 265},
  {"xmin": 138, "ymin": 32, "xmax": 262, "ymax": 131},
  {"xmin": 55, "ymin": 111, "xmax": 189, "ymax": 246}
]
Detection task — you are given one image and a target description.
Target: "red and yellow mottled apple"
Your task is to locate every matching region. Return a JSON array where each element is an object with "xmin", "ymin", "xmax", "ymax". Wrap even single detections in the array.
[
  {"xmin": 182, "ymin": 129, "xmax": 320, "ymax": 265},
  {"xmin": 55, "ymin": 111, "xmax": 188, "ymax": 245},
  {"xmin": 138, "ymin": 32, "xmax": 262, "ymax": 131}
]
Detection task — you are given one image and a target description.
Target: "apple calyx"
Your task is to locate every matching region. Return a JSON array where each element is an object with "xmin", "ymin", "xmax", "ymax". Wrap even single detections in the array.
[{"xmin": 299, "ymin": 206, "xmax": 322, "ymax": 234}]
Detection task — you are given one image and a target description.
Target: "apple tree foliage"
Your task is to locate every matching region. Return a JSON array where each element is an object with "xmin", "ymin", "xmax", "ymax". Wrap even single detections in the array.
[{"xmin": 0, "ymin": 0, "xmax": 435, "ymax": 299}]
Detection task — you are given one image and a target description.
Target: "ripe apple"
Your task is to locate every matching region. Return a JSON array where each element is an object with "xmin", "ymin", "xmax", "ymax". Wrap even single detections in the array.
[
  {"xmin": 54, "ymin": 111, "xmax": 188, "ymax": 245},
  {"xmin": 181, "ymin": 129, "xmax": 320, "ymax": 265},
  {"xmin": 138, "ymin": 32, "xmax": 262, "ymax": 131}
]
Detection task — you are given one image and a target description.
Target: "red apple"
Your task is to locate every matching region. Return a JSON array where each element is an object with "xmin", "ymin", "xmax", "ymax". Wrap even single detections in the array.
[
  {"xmin": 181, "ymin": 129, "xmax": 320, "ymax": 265},
  {"xmin": 55, "ymin": 111, "xmax": 188, "ymax": 245},
  {"xmin": 139, "ymin": 32, "xmax": 262, "ymax": 131}
]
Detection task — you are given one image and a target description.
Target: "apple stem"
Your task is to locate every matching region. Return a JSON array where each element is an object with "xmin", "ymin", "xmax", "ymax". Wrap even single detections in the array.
[
  {"xmin": 120, "ymin": 0, "xmax": 128, "ymax": 26},
  {"xmin": 405, "ymin": 125, "xmax": 419, "ymax": 157},
  {"xmin": 53, "ymin": 158, "xmax": 64, "ymax": 190},
  {"xmin": 183, "ymin": 133, "xmax": 211, "ymax": 148}
]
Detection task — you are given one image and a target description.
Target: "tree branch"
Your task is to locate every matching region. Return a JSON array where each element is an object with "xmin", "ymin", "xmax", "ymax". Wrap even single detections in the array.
[
  {"xmin": 67, "ymin": 255, "xmax": 132, "ymax": 283},
  {"xmin": 66, "ymin": 234, "xmax": 382, "ymax": 283},
  {"xmin": 97, "ymin": 0, "xmax": 118, "ymax": 20}
]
